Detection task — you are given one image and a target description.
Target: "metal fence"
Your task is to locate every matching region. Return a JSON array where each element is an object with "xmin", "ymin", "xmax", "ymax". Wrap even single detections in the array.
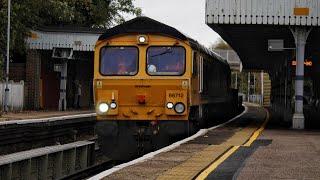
[
  {"xmin": 0, "ymin": 81, "xmax": 24, "ymax": 111},
  {"xmin": 239, "ymin": 93, "xmax": 263, "ymax": 105},
  {"xmin": 249, "ymin": 94, "xmax": 263, "ymax": 105}
]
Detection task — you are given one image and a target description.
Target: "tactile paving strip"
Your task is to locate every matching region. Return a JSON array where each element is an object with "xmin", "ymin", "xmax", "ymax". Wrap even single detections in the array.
[
  {"xmin": 104, "ymin": 106, "xmax": 267, "ymax": 180},
  {"xmin": 157, "ymin": 121, "xmax": 265, "ymax": 179}
]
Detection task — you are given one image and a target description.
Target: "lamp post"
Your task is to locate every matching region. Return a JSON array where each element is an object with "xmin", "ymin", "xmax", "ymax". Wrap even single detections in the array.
[{"xmin": 4, "ymin": 0, "xmax": 11, "ymax": 112}]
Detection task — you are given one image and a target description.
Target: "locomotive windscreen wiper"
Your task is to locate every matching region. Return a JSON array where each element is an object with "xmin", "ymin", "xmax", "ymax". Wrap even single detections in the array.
[{"xmin": 150, "ymin": 48, "xmax": 173, "ymax": 58}]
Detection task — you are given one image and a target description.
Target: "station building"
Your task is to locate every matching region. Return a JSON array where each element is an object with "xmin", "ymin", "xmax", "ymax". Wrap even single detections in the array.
[
  {"xmin": 206, "ymin": 0, "xmax": 320, "ymax": 128},
  {"xmin": 9, "ymin": 27, "xmax": 104, "ymax": 110}
]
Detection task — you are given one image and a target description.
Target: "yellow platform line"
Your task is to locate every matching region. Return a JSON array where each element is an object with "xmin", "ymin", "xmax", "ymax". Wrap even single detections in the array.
[
  {"xmin": 243, "ymin": 109, "xmax": 270, "ymax": 147},
  {"xmin": 195, "ymin": 109, "xmax": 270, "ymax": 180},
  {"xmin": 195, "ymin": 146, "xmax": 240, "ymax": 180}
]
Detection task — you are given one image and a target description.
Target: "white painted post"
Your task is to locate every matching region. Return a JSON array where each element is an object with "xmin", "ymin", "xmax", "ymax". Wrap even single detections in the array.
[
  {"xmin": 59, "ymin": 61, "xmax": 68, "ymax": 111},
  {"xmin": 290, "ymin": 27, "xmax": 311, "ymax": 129},
  {"xmin": 4, "ymin": 0, "xmax": 11, "ymax": 112}
]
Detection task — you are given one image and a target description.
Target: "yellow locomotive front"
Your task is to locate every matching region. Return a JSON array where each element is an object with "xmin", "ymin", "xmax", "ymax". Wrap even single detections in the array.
[
  {"xmin": 94, "ymin": 34, "xmax": 192, "ymax": 122},
  {"xmin": 93, "ymin": 17, "xmax": 237, "ymax": 160}
]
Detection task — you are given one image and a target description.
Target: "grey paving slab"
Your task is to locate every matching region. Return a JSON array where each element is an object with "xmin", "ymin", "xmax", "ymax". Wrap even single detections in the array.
[
  {"xmin": 236, "ymin": 129, "xmax": 320, "ymax": 180},
  {"xmin": 207, "ymin": 129, "xmax": 320, "ymax": 180}
]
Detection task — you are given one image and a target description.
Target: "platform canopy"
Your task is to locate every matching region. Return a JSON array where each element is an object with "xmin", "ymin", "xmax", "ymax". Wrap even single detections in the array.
[
  {"xmin": 206, "ymin": 0, "xmax": 320, "ymax": 70},
  {"xmin": 26, "ymin": 27, "xmax": 104, "ymax": 52}
]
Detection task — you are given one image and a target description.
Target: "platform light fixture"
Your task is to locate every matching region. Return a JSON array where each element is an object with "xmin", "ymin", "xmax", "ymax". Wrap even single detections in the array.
[
  {"xmin": 268, "ymin": 39, "xmax": 284, "ymax": 51},
  {"xmin": 268, "ymin": 39, "xmax": 295, "ymax": 51},
  {"xmin": 52, "ymin": 47, "xmax": 74, "ymax": 59}
]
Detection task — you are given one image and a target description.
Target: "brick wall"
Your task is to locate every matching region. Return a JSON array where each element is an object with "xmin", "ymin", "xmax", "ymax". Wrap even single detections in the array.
[
  {"xmin": 9, "ymin": 63, "xmax": 26, "ymax": 82},
  {"xmin": 25, "ymin": 50, "xmax": 41, "ymax": 110}
]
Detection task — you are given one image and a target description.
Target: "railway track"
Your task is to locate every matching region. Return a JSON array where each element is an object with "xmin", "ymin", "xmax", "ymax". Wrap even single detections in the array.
[
  {"xmin": 0, "ymin": 115, "xmax": 96, "ymax": 155},
  {"xmin": 60, "ymin": 160, "xmax": 118, "ymax": 180},
  {"xmin": 0, "ymin": 114, "xmax": 97, "ymax": 180},
  {"xmin": 0, "ymin": 108, "xmax": 244, "ymax": 179}
]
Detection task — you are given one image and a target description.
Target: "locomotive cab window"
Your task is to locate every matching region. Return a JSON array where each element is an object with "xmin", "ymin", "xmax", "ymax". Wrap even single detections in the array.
[
  {"xmin": 147, "ymin": 46, "xmax": 185, "ymax": 75},
  {"xmin": 100, "ymin": 46, "xmax": 138, "ymax": 76}
]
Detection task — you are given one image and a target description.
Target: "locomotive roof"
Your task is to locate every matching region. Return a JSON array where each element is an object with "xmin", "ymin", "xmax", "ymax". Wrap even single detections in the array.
[{"xmin": 98, "ymin": 16, "xmax": 228, "ymax": 66}]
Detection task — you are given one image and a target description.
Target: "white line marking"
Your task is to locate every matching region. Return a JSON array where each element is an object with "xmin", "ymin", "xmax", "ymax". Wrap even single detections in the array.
[
  {"xmin": 88, "ymin": 105, "xmax": 249, "ymax": 180},
  {"xmin": 0, "ymin": 113, "xmax": 96, "ymax": 126}
]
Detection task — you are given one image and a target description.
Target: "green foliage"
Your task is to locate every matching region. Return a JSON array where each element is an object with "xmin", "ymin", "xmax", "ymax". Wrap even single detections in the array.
[
  {"xmin": 231, "ymin": 71, "xmax": 264, "ymax": 96},
  {"xmin": 35, "ymin": 0, "xmax": 141, "ymax": 27},
  {"xmin": 0, "ymin": 0, "xmax": 141, "ymax": 77},
  {"xmin": 211, "ymin": 38, "xmax": 231, "ymax": 50}
]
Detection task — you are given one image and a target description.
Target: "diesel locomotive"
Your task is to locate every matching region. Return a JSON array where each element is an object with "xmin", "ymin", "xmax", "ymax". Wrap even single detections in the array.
[{"xmin": 94, "ymin": 17, "xmax": 238, "ymax": 160}]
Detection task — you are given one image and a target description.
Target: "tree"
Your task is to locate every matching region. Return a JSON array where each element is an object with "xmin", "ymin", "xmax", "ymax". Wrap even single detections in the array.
[
  {"xmin": 0, "ymin": 0, "xmax": 141, "ymax": 77},
  {"xmin": 210, "ymin": 38, "xmax": 231, "ymax": 50}
]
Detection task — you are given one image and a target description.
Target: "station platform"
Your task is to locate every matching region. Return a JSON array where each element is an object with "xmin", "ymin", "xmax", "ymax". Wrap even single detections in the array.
[
  {"xmin": 0, "ymin": 109, "xmax": 96, "ymax": 156},
  {"xmin": 0, "ymin": 109, "xmax": 95, "ymax": 122},
  {"xmin": 91, "ymin": 104, "xmax": 320, "ymax": 180}
]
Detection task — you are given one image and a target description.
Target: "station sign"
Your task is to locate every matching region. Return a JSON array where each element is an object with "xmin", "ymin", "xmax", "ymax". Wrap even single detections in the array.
[
  {"xmin": 291, "ymin": 59, "xmax": 312, "ymax": 67},
  {"xmin": 293, "ymin": 7, "xmax": 310, "ymax": 16},
  {"xmin": 29, "ymin": 32, "xmax": 39, "ymax": 40}
]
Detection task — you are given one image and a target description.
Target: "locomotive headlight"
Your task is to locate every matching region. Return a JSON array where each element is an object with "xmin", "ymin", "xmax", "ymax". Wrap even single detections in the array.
[
  {"xmin": 98, "ymin": 103, "xmax": 109, "ymax": 113},
  {"xmin": 174, "ymin": 103, "xmax": 185, "ymax": 114},
  {"xmin": 110, "ymin": 102, "xmax": 117, "ymax": 109},
  {"xmin": 166, "ymin": 102, "xmax": 174, "ymax": 109}
]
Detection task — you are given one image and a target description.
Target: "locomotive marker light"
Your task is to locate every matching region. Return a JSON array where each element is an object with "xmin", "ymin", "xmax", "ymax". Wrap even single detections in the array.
[
  {"xmin": 166, "ymin": 102, "xmax": 174, "ymax": 109},
  {"xmin": 174, "ymin": 102, "xmax": 185, "ymax": 114},
  {"xmin": 110, "ymin": 102, "xmax": 117, "ymax": 109},
  {"xmin": 139, "ymin": 36, "xmax": 146, "ymax": 43},
  {"xmin": 98, "ymin": 103, "xmax": 109, "ymax": 114},
  {"xmin": 137, "ymin": 35, "xmax": 148, "ymax": 44}
]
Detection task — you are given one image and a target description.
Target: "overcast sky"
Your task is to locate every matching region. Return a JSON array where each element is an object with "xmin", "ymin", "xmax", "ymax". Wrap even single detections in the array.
[{"xmin": 131, "ymin": 0, "xmax": 221, "ymax": 48}]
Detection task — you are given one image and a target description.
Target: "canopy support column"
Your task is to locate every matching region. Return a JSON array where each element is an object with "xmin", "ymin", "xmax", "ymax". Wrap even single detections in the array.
[
  {"xmin": 290, "ymin": 27, "xmax": 311, "ymax": 129},
  {"xmin": 58, "ymin": 61, "xmax": 67, "ymax": 111}
]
